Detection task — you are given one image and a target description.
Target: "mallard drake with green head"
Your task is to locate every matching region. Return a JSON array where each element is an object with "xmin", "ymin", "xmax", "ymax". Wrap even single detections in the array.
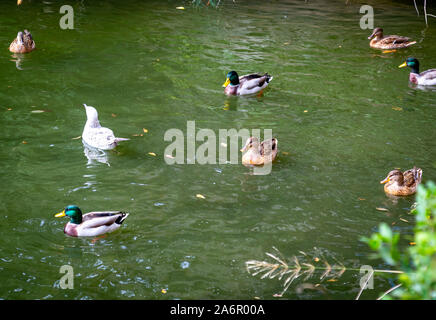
[
  {"xmin": 368, "ymin": 27, "xmax": 416, "ymax": 50},
  {"xmin": 9, "ymin": 30, "xmax": 35, "ymax": 53},
  {"xmin": 55, "ymin": 205, "xmax": 129, "ymax": 237},
  {"xmin": 223, "ymin": 71, "xmax": 273, "ymax": 96},
  {"xmin": 399, "ymin": 57, "xmax": 436, "ymax": 86},
  {"xmin": 380, "ymin": 167, "xmax": 422, "ymax": 196},
  {"xmin": 240, "ymin": 137, "xmax": 278, "ymax": 166}
]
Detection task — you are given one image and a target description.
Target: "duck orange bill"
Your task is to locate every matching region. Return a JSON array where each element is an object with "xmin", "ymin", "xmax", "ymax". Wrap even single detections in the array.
[
  {"xmin": 55, "ymin": 210, "xmax": 66, "ymax": 217},
  {"xmin": 380, "ymin": 177, "xmax": 390, "ymax": 184},
  {"xmin": 399, "ymin": 62, "xmax": 407, "ymax": 68},
  {"xmin": 222, "ymin": 78, "xmax": 230, "ymax": 87}
]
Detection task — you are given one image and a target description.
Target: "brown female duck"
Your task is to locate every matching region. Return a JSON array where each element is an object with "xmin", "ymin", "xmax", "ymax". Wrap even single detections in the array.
[
  {"xmin": 368, "ymin": 27, "xmax": 416, "ymax": 50},
  {"xmin": 380, "ymin": 167, "xmax": 422, "ymax": 196},
  {"xmin": 9, "ymin": 30, "xmax": 35, "ymax": 53},
  {"xmin": 240, "ymin": 137, "xmax": 278, "ymax": 166}
]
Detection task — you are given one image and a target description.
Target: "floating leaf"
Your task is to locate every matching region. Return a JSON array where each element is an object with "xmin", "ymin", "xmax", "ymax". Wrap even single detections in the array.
[
  {"xmin": 161, "ymin": 289, "xmax": 167, "ymax": 294},
  {"xmin": 176, "ymin": 6, "xmax": 185, "ymax": 10},
  {"xmin": 400, "ymin": 218, "xmax": 409, "ymax": 223},
  {"xmin": 196, "ymin": 194, "xmax": 206, "ymax": 199},
  {"xmin": 376, "ymin": 207, "xmax": 389, "ymax": 212},
  {"xmin": 409, "ymin": 242, "xmax": 416, "ymax": 246},
  {"xmin": 392, "ymin": 107, "xmax": 403, "ymax": 111},
  {"xmin": 17, "ymin": 0, "xmax": 22, "ymax": 5},
  {"xmin": 111, "ymin": 113, "xmax": 117, "ymax": 117},
  {"xmin": 7, "ymin": 108, "xmax": 12, "ymax": 111},
  {"xmin": 358, "ymin": 198, "xmax": 366, "ymax": 201},
  {"xmin": 383, "ymin": 49, "xmax": 397, "ymax": 53},
  {"xmin": 143, "ymin": 128, "xmax": 148, "ymax": 133},
  {"xmin": 148, "ymin": 152, "xmax": 156, "ymax": 156},
  {"xmin": 31, "ymin": 110, "xmax": 47, "ymax": 113},
  {"xmin": 71, "ymin": 136, "xmax": 81, "ymax": 140},
  {"xmin": 304, "ymin": 110, "xmax": 308, "ymax": 113},
  {"xmin": 282, "ymin": 151, "xmax": 290, "ymax": 155},
  {"xmin": 22, "ymin": 141, "xmax": 27, "ymax": 144}
]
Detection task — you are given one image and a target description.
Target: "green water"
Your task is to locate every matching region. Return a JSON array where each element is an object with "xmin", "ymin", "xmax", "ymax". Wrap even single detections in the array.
[{"xmin": 0, "ymin": 0, "xmax": 435, "ymax": 300}]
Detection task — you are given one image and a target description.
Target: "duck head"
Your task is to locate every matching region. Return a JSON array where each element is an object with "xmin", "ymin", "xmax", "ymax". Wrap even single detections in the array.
[
  {"xmin": 55, "ymin": 205, "xmax": 83, "ymax": 224},
  {"xmin": 368, "ymin": 27, "xmax": 383, "ymax": 40},
  {"xmin": 83, "ymin": 104, "xmax": 101, "ymax": 128},
  {"xmin": 222, "ymin": 71, "xmax": 240, "ymax": 87},
  {"xmin": 380, "ymin": 170, "xmax": 404, "ymax": 186},
  {"xmin": 399, "ymin": 57, "xmax": 420, "ymax": 74},
  {"xmin": 240, "ymin": 136, "xmax": 260, "ymax": 152}
]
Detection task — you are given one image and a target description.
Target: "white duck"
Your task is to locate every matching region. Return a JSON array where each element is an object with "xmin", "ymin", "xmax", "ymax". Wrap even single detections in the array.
[{"xmin": 82, "ymin": 104, "xmax": 129, "ymax": 150}]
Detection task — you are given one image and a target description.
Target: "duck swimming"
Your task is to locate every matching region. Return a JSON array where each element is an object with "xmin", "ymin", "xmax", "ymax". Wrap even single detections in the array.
[
  {"xmin": 82, "ymin": 104, "xmax": 129, "ymax": 150},
  {"xmin": 9, "ymin": 30, "xmax": 35, "ymax": 53},
  {"xmin": 399, "ymin": 57, "xmax": 436, "ymax": 86},
  {"xmin": 55, "ymin": 205, "xmax": 129, "ymax": 237},
  {"xmin": 367, "ymin": 27, "xmax": 416, "ymax": 50},
  {"xmin": 223, "ymin": 71, "xmax": 273, "ymax": 96},
  {"xmin": 240, "ymin": 137, "xmax": 278, "ymax": 166},
  {"xmin": 380, "ymin": 167, "xmax": 422, "ymax": 196}
]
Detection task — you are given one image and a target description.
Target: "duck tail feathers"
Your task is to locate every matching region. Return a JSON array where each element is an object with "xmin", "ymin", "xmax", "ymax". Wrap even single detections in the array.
[
  {"xmin": 415, "ymin": 167, "xmax": 423, "ymax": 183},
  {"xmin": 115, "ymin": 213, "xmax": 129, "ymax": 225}
]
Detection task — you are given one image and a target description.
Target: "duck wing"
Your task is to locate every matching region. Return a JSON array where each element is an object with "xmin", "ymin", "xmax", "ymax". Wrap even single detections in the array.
[
  {"xmin": 239, "ymin": 73, "xmax": 272, "ymax": 90},
  {"xmin": 419, "ymin": 69, "xmax": 436, "ymax": 80},
  {"xmin": 259, "ymin": 138, "xmax": 278, "ymax": 158},
  {"xmin": 380, "ymin": 35, "xmax": 412, "ymax": 45},
  {"xmin": 83, "ymin": 126, "xmax": 117, "ymax": 149},
  {"xmin": 23, "ymin": 30, "xmax": 35, "ymax": 49},
  {"xmin": 82, "ymin": 211, "xmax": 129, "ymax": 228},
  {"xmin": 403, "ymin": 167, "xmax": 422, "ymax": 187}
]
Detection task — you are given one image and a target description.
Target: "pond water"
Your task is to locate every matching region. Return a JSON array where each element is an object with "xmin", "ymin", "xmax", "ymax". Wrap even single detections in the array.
[{"xmin": 0, "ymin": 0, "xmax": 435, "ymax": 300}]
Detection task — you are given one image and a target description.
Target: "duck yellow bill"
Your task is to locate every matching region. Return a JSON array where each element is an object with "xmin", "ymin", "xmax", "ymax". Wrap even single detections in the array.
[
  {"xmin": 380, "ymin": 177, "xmax": 390, "ymax": 184},
  {"xmin": 399, "ymin": 62, "xmax": 407, "ymax": 68},
  {"xmin": 222, "ymin": 78, "xmax": 230, "ymax": 87},
  {"xmin": 55, "ymin": 210, "xmax": 66, "ymax": 218}
]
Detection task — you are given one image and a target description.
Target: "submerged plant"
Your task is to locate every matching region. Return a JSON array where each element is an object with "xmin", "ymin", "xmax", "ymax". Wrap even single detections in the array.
[{"xmin": 245, "ymin": 247, "xmax": 346, "ymax": 297}]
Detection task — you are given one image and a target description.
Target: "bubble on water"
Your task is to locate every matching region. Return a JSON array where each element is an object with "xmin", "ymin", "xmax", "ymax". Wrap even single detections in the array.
[{"xmin": 180, "ymin": 261, "xmax": 190, "ymax": 269}]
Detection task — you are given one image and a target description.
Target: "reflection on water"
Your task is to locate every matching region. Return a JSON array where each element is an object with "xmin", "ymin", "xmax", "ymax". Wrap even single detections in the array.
[
  {"xmin": 10, "ymin": 53, "xmax": 23, "ymax": 70},
  {"xmin": 83, "ymin": 143, "xmax": 110, "ymax": 167}
]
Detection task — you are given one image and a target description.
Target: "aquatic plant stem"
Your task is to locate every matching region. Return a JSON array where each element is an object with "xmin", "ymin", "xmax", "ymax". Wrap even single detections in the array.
[{"xmin": 377, "ymin": 284, "xmax": 402, "ymax": 300}]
